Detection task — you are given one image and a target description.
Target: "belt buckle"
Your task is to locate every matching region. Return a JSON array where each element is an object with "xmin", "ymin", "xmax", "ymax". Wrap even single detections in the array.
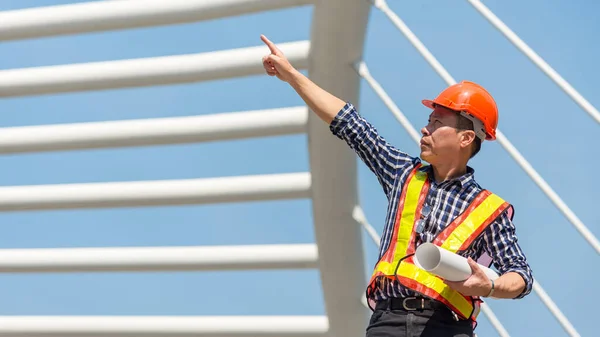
[{"xmin": 402, "ymin": 297, "xmax": 424, "ymax": 310}]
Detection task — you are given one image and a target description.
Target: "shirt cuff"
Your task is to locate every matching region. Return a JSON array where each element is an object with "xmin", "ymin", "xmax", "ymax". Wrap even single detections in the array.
[
  {"xmin": 329, "ymin": 102, "xmax": 357, "ymax": 137},
  {"xmin": 504, "ymin": 268, "xmax": 534, "ymax": 299}
]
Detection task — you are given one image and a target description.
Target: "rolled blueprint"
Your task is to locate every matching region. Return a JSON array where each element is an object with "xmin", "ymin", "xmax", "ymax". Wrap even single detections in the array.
[{"xmin": 414, "ymin": 243, "xmax": 499, "ymax": 282}]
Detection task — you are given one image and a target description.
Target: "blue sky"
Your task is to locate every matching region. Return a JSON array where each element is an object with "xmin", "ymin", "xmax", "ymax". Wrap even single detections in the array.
[{"xmin": 0, "ymin": 0, "xmax": 597, "ymax": 336}]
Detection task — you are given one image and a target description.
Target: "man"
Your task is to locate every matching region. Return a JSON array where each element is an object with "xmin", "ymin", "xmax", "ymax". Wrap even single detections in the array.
[{"xmin": 260, "ymin": 35, "xmax": 533, "ymax": 337}]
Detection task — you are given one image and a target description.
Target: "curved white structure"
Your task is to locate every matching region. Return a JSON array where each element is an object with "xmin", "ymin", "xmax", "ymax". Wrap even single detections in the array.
[
  {"xmin": 306, "ymin": 1, "xmax": 372, "ymax": 336},
  {"xmin": 0, "ymin": 244, "xmax": 318, "ymax": 273},
  {"xmin": 0, "ymin": 1, "xmax": 370, "ymax": 337},
  {"xmin": 0, "ymin": 41, "xmax": 310, "ymax": 97},
  {"xmin": 0, "ymin": 316, "xmax": 329, "ymax": 336},
  {"xmin": 0, "ymin": 0, "xmax": 316, "ymax": 41}
]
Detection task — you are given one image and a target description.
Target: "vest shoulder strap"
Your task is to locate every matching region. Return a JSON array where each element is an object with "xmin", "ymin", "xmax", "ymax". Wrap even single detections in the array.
[{"xmin": 434, "ymin": 189, "xmax": 511, "ymax": 253}]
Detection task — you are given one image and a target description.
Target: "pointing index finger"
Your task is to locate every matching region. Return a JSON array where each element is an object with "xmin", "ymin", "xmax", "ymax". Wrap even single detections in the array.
[{"xmin": 261, "ymin": 34, "xmax": 281, "ymax": 55}]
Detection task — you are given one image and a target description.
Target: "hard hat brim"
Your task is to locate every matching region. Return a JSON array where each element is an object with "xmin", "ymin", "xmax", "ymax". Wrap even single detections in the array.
[{"xmin": 422, "ymin": 99, "xmax": 435, "ymax": 110}]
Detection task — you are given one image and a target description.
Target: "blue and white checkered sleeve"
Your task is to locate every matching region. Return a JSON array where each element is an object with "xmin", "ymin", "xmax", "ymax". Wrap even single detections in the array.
[
  {"xmin": 482, "ymin": 209, "xmax": 534, "ymax": 299},
  {"xmin": 329, "ymin": 102, "xmax": 415, "ymax": 198}
]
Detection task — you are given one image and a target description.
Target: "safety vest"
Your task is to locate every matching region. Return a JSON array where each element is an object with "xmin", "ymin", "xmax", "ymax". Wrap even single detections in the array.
[{"xmin": 366, "ymin": 164, "xmax": 510, "ymax": 322}]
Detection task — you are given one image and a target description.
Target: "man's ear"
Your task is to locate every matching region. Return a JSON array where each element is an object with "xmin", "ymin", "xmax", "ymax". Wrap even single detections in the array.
[{"xmin": 459, "ymin": 130, "xmax": 476, "ymax": 150}]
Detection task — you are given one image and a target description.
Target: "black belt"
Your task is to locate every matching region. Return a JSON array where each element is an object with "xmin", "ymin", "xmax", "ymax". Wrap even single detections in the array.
[{"xmin": 375, "ymin": 296, "xmax": 449, "ymax": 312}]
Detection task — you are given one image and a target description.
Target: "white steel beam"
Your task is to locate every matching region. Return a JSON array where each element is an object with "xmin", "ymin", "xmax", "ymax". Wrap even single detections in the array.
[
  {"xmin": 0, "ymin": 173, "xmax": 311, "ymax": 212},
  {"xmin": 0, "ymin": 244, "xmax": 318, "ymax": 273},
  {"xmin": 0, "ymin": 0, "xmax": 316, "ymax": 41},
  {"xmin": 307, "ymin": 1, "xmax": 371, "ymax": 336},
  {"xmin": 532, "ymin": 280, "xmax": 580, "ymax": 337},
  {"xmin": 0, "ymin": 41, "xmax": 309, "ymax": 98},
  {"xmin": 467, "ymin": 0, "xmax": 600, "ymax": 125},
  {"xmin": 0, "ymin": 316, "xmax": 329, "ymax": 337},
  {"xmin": 479, "ymin": 303, "xmax": 511, "ymax": 337},
  {"xmin": 0, "ymin": 107, "xmax": 307, "ymax": 154}
]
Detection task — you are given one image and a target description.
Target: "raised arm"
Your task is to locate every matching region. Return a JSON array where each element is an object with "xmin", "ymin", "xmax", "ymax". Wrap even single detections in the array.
[
  {"xmin": 261, "ymin": 35, "xmax": 415, "ymax": 196},
  {"xmin": 261, "ymin": 35, "xmax": 345, "ymax": 124}
]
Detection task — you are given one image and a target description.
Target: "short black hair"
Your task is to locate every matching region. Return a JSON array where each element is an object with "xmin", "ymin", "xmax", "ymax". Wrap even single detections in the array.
[{"xmin": 456, "ymin": 114, "xmax": 481, "ymax": 159}]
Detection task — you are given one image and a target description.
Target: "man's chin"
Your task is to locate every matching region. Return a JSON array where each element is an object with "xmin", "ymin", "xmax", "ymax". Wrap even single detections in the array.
[{"xmin": 420, "ymin": 151, "xmax": 434, "ymax": 164}]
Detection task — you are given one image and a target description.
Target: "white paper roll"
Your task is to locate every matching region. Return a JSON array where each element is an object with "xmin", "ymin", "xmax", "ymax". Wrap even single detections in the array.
[{"xmin": 414, "ymin": 243, "xmax": 499, "ymax": 282}]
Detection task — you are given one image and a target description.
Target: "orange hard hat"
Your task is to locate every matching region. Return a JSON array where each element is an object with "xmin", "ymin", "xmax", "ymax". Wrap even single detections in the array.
[{"xmin": 421, "ymin": 81, "xmax": 498, "ymax": 141}]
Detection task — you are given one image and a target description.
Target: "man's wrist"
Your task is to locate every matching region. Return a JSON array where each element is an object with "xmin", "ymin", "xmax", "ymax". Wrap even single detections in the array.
[
  {"xmin": 484, "ymin": 278, "xmax": 495, "ymax": 297},
  {"xmin": 287, "ymin": 69, "xmax": 305, "ymax": 87}
]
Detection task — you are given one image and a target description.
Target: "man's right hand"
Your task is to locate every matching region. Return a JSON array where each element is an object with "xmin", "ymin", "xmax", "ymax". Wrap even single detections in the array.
[
  {"xmin": 260, "ymin": 34, "xmax": 346, "ymax": 124},
  {"xmin": 261, "ymin": 34, "xmax": 297, "ymax": 83}
]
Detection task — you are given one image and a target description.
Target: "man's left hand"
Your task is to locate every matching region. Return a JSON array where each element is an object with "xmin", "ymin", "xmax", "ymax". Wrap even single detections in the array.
[{"xmin": 443, "ymin": 257, "xmax": 492, "ymax": 297}]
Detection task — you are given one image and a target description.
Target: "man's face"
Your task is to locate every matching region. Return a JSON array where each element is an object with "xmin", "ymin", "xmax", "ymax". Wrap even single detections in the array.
[{"xmin": 419, "ymin": 106, "xmax": 463, "ymax": 165}]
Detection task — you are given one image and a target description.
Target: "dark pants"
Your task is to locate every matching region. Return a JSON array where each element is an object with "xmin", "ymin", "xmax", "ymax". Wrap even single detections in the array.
[{"xmin": 366, "ymin": 298, "xmax": 474, "ymax": 337}]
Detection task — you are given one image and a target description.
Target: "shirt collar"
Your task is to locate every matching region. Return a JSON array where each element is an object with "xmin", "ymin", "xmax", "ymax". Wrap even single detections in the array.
[{"xmin": 418, "ymin": 162, "xmax": 476, "ymax": 188}]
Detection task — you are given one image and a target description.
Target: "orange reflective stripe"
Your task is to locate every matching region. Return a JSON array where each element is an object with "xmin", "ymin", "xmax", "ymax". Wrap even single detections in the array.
[
  {"xmin": 458, "ymin": 199, "xmax": 509, "ymax": 252},
  {"xmin": 432, "ymin": 191, "xmax": 490, "ymax": 247},
  {"xmin": 438, "ymin": 192, "xmax": 508, "ymax": 252}
]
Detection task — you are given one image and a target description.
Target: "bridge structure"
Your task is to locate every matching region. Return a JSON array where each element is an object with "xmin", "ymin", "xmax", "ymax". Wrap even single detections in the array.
[{"xmin": 0, "ymin": 1, "xmax": 596, "ymax": 337}]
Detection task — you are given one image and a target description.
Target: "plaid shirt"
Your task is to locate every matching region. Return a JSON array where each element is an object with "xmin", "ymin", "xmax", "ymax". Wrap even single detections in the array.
[{"xmin": 329, "ymin": 103, "xmax": 533, "ymax": 300}]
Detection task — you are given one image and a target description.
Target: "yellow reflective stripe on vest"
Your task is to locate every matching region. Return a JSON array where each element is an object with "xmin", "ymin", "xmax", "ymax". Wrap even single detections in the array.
[
  {"xmin": 394, "ymin": 170, "xmax": 427, "ymax": 259},
  {"xmin": 439, "ymin": 193, "xmax": 506, "ymax": 252},
  {"xmin": 396, "ymin": 262, "xmax": 473, "ymax": 318},
  {"xmin": 374, "ymin": 169, "xmax": 427, "ymax": 276}
]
